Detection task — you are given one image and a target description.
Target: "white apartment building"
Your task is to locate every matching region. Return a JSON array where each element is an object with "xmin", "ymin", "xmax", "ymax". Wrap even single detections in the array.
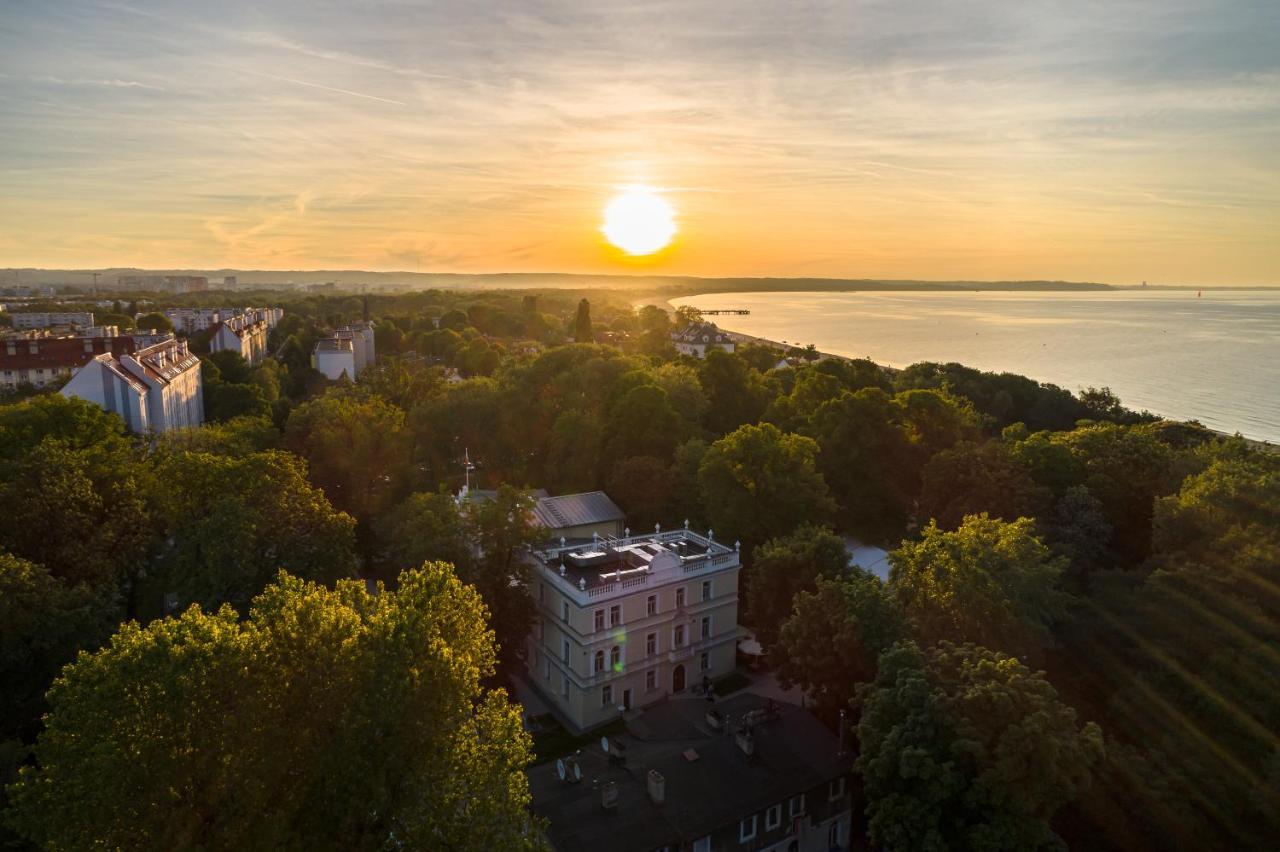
[
  {"xmin": 11, "ymin": 311, "xmax": 95, "ymax": 329},
  {"xmin": 210, "ymin": 314, "xmax": 269, "ymax": 365},
  {"xmin": 311, "ymin": 321, "xmax": 375, "ymax": 381},
  {"xmin": 163, "ymin": 308, "xmax": 223, "ymax": 334},
  {"xmin": 672, "ymin": 322, "xmax": 736, "ymax": 358},
  {"xmin": 61, "ymin": 337, "xmax": 203, "ymax": 433},
  {"xmin": 527, "ymin": 524, "xmax": 743, "ymax": 731}
]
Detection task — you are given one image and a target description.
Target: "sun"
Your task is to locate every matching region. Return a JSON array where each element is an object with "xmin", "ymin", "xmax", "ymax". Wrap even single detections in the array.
[{"xmin": 601, "ymin": 186, "xmax": 676, "ymax": 255}]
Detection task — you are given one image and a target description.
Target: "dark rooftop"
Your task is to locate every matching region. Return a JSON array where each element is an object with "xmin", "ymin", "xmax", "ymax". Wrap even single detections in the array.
[{"xmin": 529, "ymin": 692, "xmax": 853, "ymax": 852}]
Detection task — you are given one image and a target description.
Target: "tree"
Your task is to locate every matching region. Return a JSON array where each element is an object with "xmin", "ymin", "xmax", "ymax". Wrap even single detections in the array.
[
  {"xmin": 773, "ymin": 571, "xmax": 906, "ymax": 719},
  {"xmin": 743, "ymin": 525, "xmax": 849, "ymax": 647},
  {"xmin": 917, "ymin": 441, "xmax": 1050, "ymax": 530},
  {"xmin": 377, "ymin": 488, "xmax": 472, "ymax": 575},
  {"xmin": 856, "ymin": 641, "xmax": 1104, "ymax": 851},
  {"xmin": 204, "ymin": 379, "xmax": 271, "ymax": 423},
  {"xmin": 573, "ymin": 298, "xmax": 593, "ymax": 343},
  {"xmin": 697, "ymin": 423, "xmax": 834, "ymax": 549},
  {"xmin": 604, "ymin": 383, "xmax": 683, "ymax": 461},
  {"xmin": 203, "ymin": 349, "xmax": 252, "ymax": 384},
  {"xmin": 463, "ymin": 486, "xmax": 543, "ymax": 668},
  {"xmin": 698, "ymin": 349, "xmax": 772, "ymax": 435},
  {"xmin": 5, "ymin": 565, "xmax": 541, "ymax": 850},
  {"xmin": 151, "ymin": 451, "xmax": 358, "ymax": 613},
  {"xmin": 605, "ymin": 455, "xmax": 674, "ymax": 530},
  {"xmin": 890, "ymin": 515, "xmax": 1072, "ymax": 660},
  {"xmin": 0, "ymin": 553, "xmax": 118, "ymax": 744},
  {"xmin": 285, "ymin": 390, "xmax": 410, "ymax": 521},
  {"xmin": 134, "ymin": 312, "xmax": 173, "ymax": 332}
]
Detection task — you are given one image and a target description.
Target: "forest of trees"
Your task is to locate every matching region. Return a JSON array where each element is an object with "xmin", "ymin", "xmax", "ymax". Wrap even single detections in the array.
[{"xmin": 1, "ymin": 287, "xmax": 1276, "ymax": 849}]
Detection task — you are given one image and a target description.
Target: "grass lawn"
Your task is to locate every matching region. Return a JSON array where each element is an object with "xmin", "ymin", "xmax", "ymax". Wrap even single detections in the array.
[{"xmin": 529, "ymin": 714, "xmax": 628, "ymax": 766}]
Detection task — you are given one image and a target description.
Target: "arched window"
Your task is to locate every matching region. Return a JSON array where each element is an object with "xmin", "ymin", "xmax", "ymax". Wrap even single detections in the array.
[
  {"xmin": 610, "ymin": 646, "xmax": 621, "ymax": 670},
  {"xmin": 594, "ymin": 649, "xmax": 605, "ymax": 673}
]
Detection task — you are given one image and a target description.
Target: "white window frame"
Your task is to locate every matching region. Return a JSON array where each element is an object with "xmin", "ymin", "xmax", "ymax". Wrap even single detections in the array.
[
  {"xmin": 701, "ymin": 615, "xmax": 712, "ymax": 639},
  {"xmin": 594, "ymin": 649, "xmax": 605, "ymax": 673},
  {"xmin": 561, "ymin": 638, "xmax": 569, "ymax": 663},
  {"xmin": 610, "ymin": 645, "xmax": 621, "ymax": 670},
  {"xmin": 700, "ymin": 651, "xmax": 710, "ymax": 671},
  {"xmin": 646, "ymin": 632, "xmax": 657, "ymax": 656},
  {"xmin": 674, "ymin": 624, "xmax": 685, "ymax": 647},
  {"xmin": 609, "ymin": 604, "xmax": 621, "ymax": 627},
  {"xmin": 675, "ymin": 586, "xmax": 686, "ymax": 607},
  {"xmin": 765, "ymin": 804, "xmax": 782, "ymax": 830},
  {"xmin": 702, "ymin": 579, "xmax": 712, "ymax": 601},
  {"xmin": 739, "ymin": 814, "xmax": 758, "ymax": 843},
  {"xmin": 646, "ymin": 669, "xmax": 657, "ymax": 692},
  {"xmin": 828, "ymin": 821, "xmax": 841, "ymax": 847},
  {"xmin": 594, "ymin": 609, "xmax": 605, "ymax": 632},
  {"xmin": 789, "ymin": 793, "xmax": 806, "ymax": 818},
  {"xmin": 829, "ymin": 777, "xmax": 846, "ymax": 801},
  {"xmin": 693, "ymin": 837, "xmax": 711, "ymax": 852},
  {"xmin": 647, "ymin": 594, "xmax": 657, "ymax": 616},
  {"xmin": 561, "ymin": 600, "xmax": 569, "ymax": 622},
  {"xmin": 602, "ymin": 684, "xmax": 612, "ymax": 707}
]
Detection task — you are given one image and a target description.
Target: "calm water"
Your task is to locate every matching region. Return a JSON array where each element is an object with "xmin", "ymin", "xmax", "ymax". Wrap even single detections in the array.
[{"xmin": 671, "ymin": 290, "xmax": 1280, "ymax": 443}]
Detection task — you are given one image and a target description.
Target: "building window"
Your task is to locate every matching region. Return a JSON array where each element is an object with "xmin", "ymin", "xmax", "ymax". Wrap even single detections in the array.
[
  {"xmin": 675, "ymin": 587, "xmax": 686, "ymax": 607},
  {"xmin": 674, "ymin": 625, "xmax": 685, "ymax": 647},
  {"xmin": 739, "ymin": 815, "xmax": 758, "ymax": 842},
  {"xmin": 829, "ymin": 777, "xmax": 846, "ymax": 801},
  {"xmin": 765, "ymin": 804, "xmax": 781, "ymax": 830},
  {"xmin": 539, "ymin": 582, "xmax": 545, "ymax": 602},
  {"xmin": 561, "ymin": 639, "xmax": 569, "ymax": 663},
  {"xmin": 594, "ymin": 609, "xmax": 605, "ymax": 632},
  {"xmin": 561, "ymin": 601, "xmax": 569, "ymax": 622},
  {"xmin": 828, "ymin": 822, "xmax": 841, "ymax": 847},
  {"xmin": 693, "ymin": 837, "xmax": 711, "ymax": 852},
  {"xmin": 646, "ymin": 669, "xmax": 657, "ymax": 692},
  {"xmin": 602, "ymin": 684, "xmax": 613, "ymax": 707},
  {"xmin": 561, "ymin": 675, "xmax": 569, "ymax": 697},
  {"xmin": 647, "ymin": 594, "xmax": 657, "ymax": 616},
  {"xmin": 544, "ymin": 658, "xmax": 551, "ymax": 680},
  {"xmin": 701, "ymin": 615, "xmax": 712, "ymax": 639},
  {"xmin": 594, "ymin": 649, "xmax": 605, "ymax": 673},
  {"xmin": 789, "ymin": 794, "xmax": 806, "ymax": 818},
  {"xmin": 646, "ymin": 632, "xmax": 657, "ymax": 656},
  {"xmin": 702, "ymin": 580, "xmax": 712, "ymax": 601},
  {"xmin": 700, "ymin": 651, "xmax": 710, "ymax": 671},
  {"xmin": 610, "ymin": 645, "xmax": 621, "ymax": 671},
  {"xmin": 609, "ymin": 604, "xmax": 621, "ymax": 627}
]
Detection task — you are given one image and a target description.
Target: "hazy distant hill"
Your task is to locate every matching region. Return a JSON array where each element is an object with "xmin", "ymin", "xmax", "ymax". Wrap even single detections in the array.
[{"xmin": 0, "ymin": 267, "xmax": 1113, "ymax": 295}]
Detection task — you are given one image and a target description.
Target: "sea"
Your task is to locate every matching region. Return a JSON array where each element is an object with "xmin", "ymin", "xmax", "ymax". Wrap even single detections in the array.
[{"xmin": 670, "ymin": 290, "xmax": 1280, "ymax": 444}]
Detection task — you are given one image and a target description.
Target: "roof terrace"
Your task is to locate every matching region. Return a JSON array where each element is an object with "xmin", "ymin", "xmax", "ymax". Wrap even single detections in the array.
[{"xmin": 531, "ymin": 527, "xmax": 739, "ymax": 606}]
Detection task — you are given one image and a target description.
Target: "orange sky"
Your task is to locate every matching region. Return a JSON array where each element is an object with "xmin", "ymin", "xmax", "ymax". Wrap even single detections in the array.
[{"xmin": 1, "ymin": 1, "xmax": 1277, "ymax": 285}]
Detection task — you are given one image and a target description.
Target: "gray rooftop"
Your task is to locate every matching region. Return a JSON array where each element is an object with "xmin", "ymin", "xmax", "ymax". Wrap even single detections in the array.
[
  {"xmin": 533, "ymin": 491, "xmax": 626, "ymax": 531},
  {"xmin": 529, "ymin": 692, "xmax": 853, "ymax": 852}
]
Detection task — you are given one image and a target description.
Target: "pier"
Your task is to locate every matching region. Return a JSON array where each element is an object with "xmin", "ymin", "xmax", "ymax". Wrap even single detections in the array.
[{"xmin": 695, "ymin": 308, "xmax": 751, "ymax": 315}]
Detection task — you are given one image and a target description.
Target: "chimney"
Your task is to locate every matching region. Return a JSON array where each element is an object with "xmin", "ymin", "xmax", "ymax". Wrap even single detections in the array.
[{"xmin": 647, "ymin": 770, "xmax": 665, "ymax": 805}]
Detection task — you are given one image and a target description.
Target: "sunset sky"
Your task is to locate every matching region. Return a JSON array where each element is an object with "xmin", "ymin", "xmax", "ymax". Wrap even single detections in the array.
[{"xmin": 1, "ymin": 0, "xmax": 1278, "ymax": 284}]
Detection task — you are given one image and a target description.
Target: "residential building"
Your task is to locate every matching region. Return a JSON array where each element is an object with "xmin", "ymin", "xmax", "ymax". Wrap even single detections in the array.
[
  {"xmin": 527, "ymin": 523, "xmax": 742, "ymax": 732},
  {"xmin": 163, "ymin": 308, "xmax": 223, "ymax": 334},
  {"xmin": 672, "ymin": 322, "xmax": 736, "ymax": 358},
  {"xmin": 312, "ymin": 337, "xmax": 356, "ymax": 381},
  {"xmin": 311, "ymin": 321, "xmax": 375, "ymax": 380},
  {"xmin": 61, "ymin": 337, "xmax": 203, "ymax": 433},
  {"xmin": 533, "ymin": 491, "xmax": 626, "ymax": 541},
  {"xmin": 0, "ymin": 335, "xmax": 137, "ymax": 389},
  {"xmin": 116, "ymin": 275, "xmax": 208, "ymax": 293},
  {"xmin": 529, "ymin": 692, "xmax": 856, "ymax": 852},
  {"xmin": 10, "ymin": 311, "xmax": 95, "ymax": 329},
  {"xmin": 210, "ymin": 313, "xmax": 269, "ymax": 364}
]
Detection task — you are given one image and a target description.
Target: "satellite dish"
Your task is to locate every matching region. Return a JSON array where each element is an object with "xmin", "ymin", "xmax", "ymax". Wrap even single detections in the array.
[
  {"xmin": 600, "ymin": 737, "xmax": 610, "ymax": 753},
  {"xmin": 556, "ymin": 758, "xmax": 566, "ymax": 781}
]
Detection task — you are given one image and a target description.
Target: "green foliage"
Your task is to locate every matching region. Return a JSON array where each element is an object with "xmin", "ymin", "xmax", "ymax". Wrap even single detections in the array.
[
  {"xmin": 151, "ymin": 451, "xmax": 358, "ymax": 613},
  {"xmin": 5, "ymin": 565, "xmax": 542, "ymax": 850},
  {"xmin": 573, "ymin": 298, "xmax": 593, "ymax": 342},
  {"xmin": 134, "ymin": 312, "xmax": 173, "ymax": 332},
  {"xmin": 203, "ymin": 349, "xmax": 252, "ymax": 384},
  {"xmin": 697, "ymin": 422, "xmax": 834, "ymax": 548},
  {"xmin": 0, "ymin": 553, "xmax": 118, "ymax": 744},
  {"xmin": 204, "ymin": 379, "xmax": 270, "ymax": 422},
  {"xmin": 774, "ymin": 571, "xmax": 906, "ymax": 718},
  {"xmin": 698, "ymin": 349, "xmax": 773, "ymax": 434},
  {"xmin": 918, "ymin": 440, "xmax": 1051, "ymax": 530},
  {"xmin": 856, "ymin": 641, "xmax": 1104, "ymax": 852},
  {"xmin": 605, "ymin": 455, "xmax": 675, "ymax": 530},
  {"xmin": 743, "ymin": 525, "xmax": 849, "ymax": 646},
  {"xmin": 285, "ymin": 389, "xmax": 410, "ymax": 520},
  {"xmin": 891, "ymin": 515, "xmax": 1072, "ymax": 659}
]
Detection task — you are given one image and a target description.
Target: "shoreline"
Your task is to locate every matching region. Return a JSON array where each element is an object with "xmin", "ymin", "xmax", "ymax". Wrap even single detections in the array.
[{"xmin": 637, "ymin": 294, "xmax": 1274, "ymax": 451}]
